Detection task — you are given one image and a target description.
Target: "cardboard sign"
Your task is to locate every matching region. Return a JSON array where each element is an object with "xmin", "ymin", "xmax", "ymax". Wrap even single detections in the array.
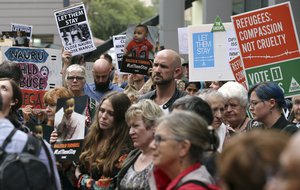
[
  {"xmin": 1, "ymin": 46, "xmax": 62, "ymax": 90},
  {"xmin": 231, "ymin": 2, "xmax": 300, "ymax": 97},
  {"xmin": 188, "ymin": 23, "xmax": 237, "ymax": 81},
  {"xmin": 54, "ymin": 3, "xmax": 96, "ymax": 56}
]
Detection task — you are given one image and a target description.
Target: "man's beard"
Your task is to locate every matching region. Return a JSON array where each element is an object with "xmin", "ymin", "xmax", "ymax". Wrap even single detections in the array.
[
  {"xmin": 95, "ymin": 80, "xmax": 110, "ymax": 92},
  {"xmin": 152, "ymin": 74, "xmax": 173, "ymax": 85}
]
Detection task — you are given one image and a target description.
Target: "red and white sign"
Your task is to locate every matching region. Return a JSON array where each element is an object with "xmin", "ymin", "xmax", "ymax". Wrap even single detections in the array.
[
  {"xmin": 229, "ymin": 56, "xmax": 247, "ymax": 89},
  {"xmin": 231, "ymin": 2, "xmax": 300, "ymax": 69}
]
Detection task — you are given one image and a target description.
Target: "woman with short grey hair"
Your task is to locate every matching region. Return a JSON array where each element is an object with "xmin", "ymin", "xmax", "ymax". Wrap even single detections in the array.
[
  {"xmin": 149, "ymin": 111, "xmax": 220, "ymax": 189},
  {"xmin": 65, "ymin": 64, "xmax": 86, "ymax": 97},
  {"xmin": 218, "ymin": 81, "xmax": 250, "ymax": 134}
]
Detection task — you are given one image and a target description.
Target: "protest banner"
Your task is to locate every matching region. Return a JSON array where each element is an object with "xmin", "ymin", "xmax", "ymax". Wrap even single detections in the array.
[
  {"xmin": 54, "ymin": 3, "xmax": 96, "ymax": 56},
  {"xmin": 231, "ymin": 2, "xmax": 300, "ymax": 97},
  {"xmin": 188, "ymin": 22, "xmax": 237, "ymax": 81}
]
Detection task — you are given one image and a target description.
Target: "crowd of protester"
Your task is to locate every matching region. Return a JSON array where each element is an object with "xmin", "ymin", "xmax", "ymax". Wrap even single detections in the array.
[{"xmin": 0, "ymin": 43, "xmax": 300, "ymax": 190}]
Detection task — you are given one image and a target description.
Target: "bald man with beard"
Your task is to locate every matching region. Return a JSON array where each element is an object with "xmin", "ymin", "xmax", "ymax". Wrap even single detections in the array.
[
  {"xmin": 84, "ymin": 58, "xmax": 123, "ymax": 102},
  {"xmin": 138, "ymin": 49, "xmax": 186, "ymax": 113}
]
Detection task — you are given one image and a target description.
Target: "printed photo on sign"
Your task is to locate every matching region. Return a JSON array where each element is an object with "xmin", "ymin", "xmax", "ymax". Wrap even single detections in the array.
[
  {"xmin": 122, "ymin": 24, "xmax": 158, "ymax": 74},
  {"xmin": 54, "ymin": 3, "xmax": 96, "ymax": 56},
  {"xmin": 124, "ymin": 24, "xmax": 158, "ymax": 60},
  {"xmin": 2, "ymin": 31, "xmax": 29, "ymax": 47},
  {"xmin": 54, "ymin": 96, "xmax": 87, "ymax": 141}
]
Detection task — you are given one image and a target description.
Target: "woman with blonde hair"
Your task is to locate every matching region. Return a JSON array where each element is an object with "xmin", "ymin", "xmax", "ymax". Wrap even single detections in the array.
[{"xmin": 115, "ymin": 99, "xmax": 163, "ymax": 189}]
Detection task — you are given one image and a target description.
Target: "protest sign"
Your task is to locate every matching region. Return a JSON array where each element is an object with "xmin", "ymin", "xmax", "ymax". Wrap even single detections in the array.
[
  {"xmin": 2, "ymin": 46, "xmax": 62, "ymax": 108},
  {"xmin": 11, "ymin": 23, "xmax": 33, "ymax": 39},
  {"xmin": 22, "ymin": 89, "xmax": 47, "ymax": 109},
  {"xmin": 188, "ymin": 23, "xmax": 237, "ymax": 81},
  {"xmin": 120, "ymin": 24, "xmax": 157, "ymax": 75},
  {"xmin": 54, "ymin": 3, "xmax": 96, "ymax": 56},
  {"xmin": 53, "ymin": 140, "xmax": 83, "ymax": 161},
  {"xmin": 178, "ymin": 27, "xmax": 188, "ymax": 54},
  {"xmin": 229, "ymin": 56, "xmax": 247, "ymax": 89},
  {"xmin": 121, "ymin": 56, "xmax": 152, "ymax": 75},
  {"xmin": 1, "ymin": 46, "xmax": 62, "ymax": 90},
  {"xmin": 113, "ymin": 34, "xmax": 126, "ymax": 71},
  {"xmin": 53, "ymin": 96, "xmax": 87, "ymax": 161},
  {"xmin": 231, "ymin": 2, "xmax": 300, "ymax": 97}
]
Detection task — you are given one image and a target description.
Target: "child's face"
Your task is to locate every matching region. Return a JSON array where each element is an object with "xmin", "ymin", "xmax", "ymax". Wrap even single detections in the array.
[
  {"xmin": 64, "ymin": 98, "xmax": 75, "ymax": 118},
  {"xmin": 133, "ymin": 27, "xmax": 148, "ymax": 42}
]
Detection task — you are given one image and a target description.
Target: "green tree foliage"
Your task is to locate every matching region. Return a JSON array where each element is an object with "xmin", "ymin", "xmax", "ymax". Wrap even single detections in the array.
[{"xmin": 88, "ymin": 0, "xmax": 155, "ymax": 40}]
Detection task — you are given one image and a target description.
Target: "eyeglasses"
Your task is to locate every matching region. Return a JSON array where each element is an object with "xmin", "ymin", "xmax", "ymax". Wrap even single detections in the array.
[
  {"xmin": 67, "ymin": 76, "xmax": 85, "ymax": 81},
  {"xmin": 249, "ymin": 100, "xmax": 264, "ymax": 108},
  {"xmin": 153, "ymin": 135, "xmax": 181, "ymax": 146}
]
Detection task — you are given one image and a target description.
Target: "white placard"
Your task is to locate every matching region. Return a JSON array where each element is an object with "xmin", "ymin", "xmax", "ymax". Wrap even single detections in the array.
[{"xmin": 188, "ymin": 23, "xmax": 236, "ymax": 82}]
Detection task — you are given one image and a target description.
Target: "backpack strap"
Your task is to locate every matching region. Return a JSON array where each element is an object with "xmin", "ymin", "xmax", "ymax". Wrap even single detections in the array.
[
  {"xmin": 1, "ymin": 128, "xmax": 18, "ymax": 150},
  {"xmin": 176, "ymin": 180, "xmax": 210, "ymax": 190},
  {"xmin": 24, "ymin": 135, "xmax": 57, "ymax": 190}
]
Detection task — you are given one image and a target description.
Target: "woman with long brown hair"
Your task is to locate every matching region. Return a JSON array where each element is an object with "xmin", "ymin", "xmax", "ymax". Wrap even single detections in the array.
[{"xmin": 75, "ymin": 91, "xmax": 133, "ymax": 189}]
